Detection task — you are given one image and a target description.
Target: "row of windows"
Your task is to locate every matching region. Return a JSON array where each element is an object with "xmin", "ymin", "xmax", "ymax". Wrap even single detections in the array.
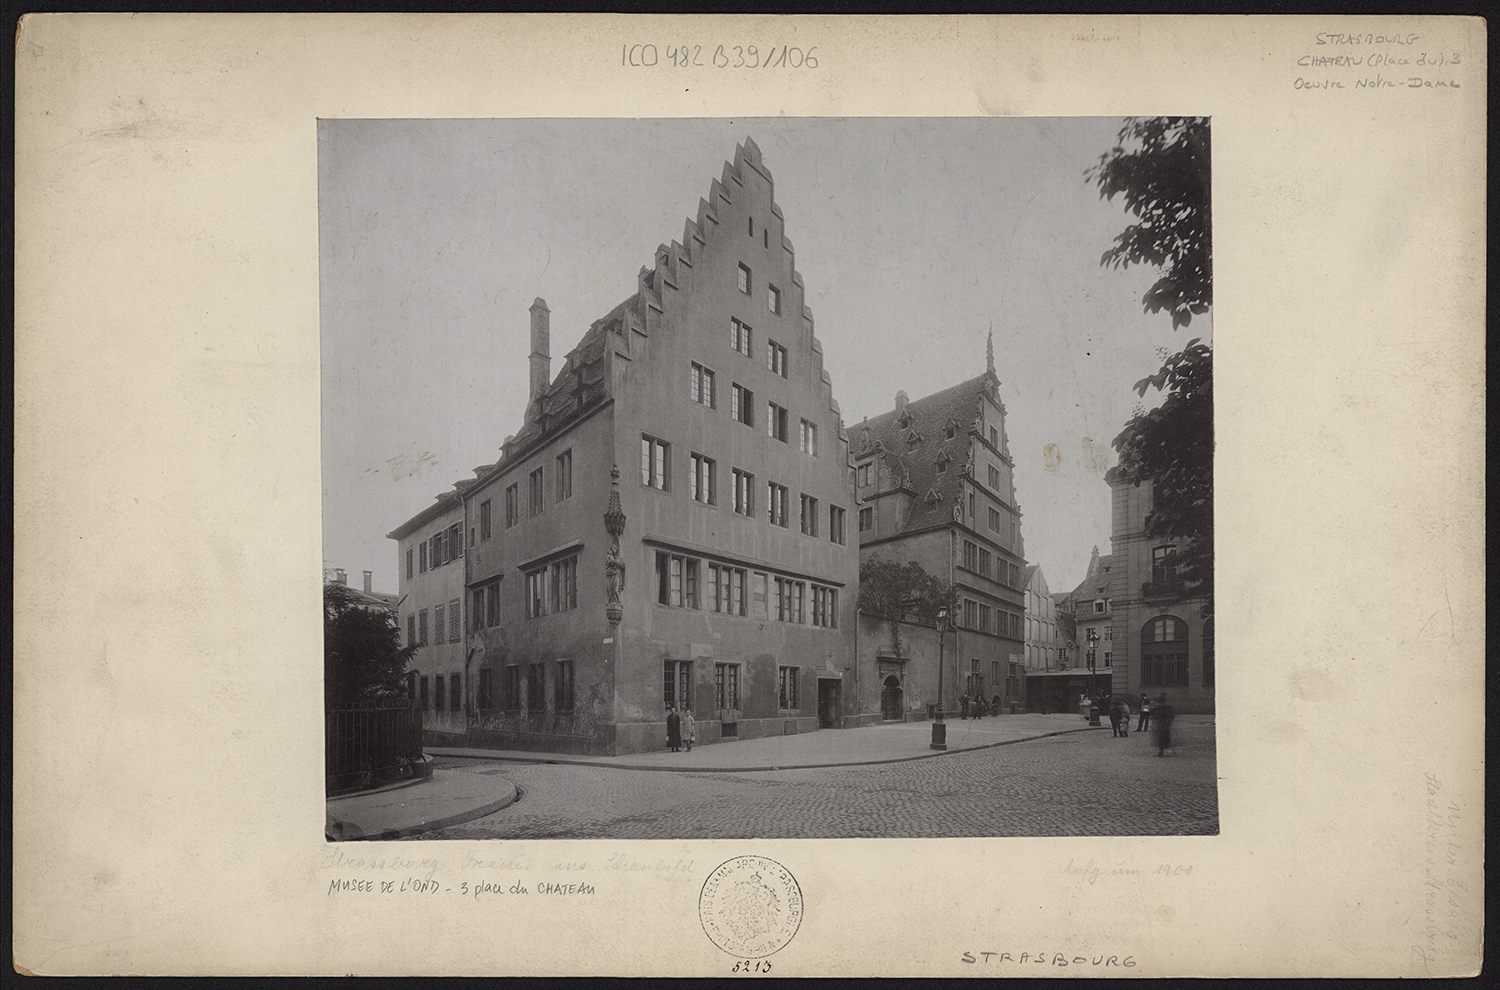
[
  {"xmin": 684, "ymin": 362, "xmax": 811, "ymax": 447},
  {"xmin": 960, "ymin": 539, "xmax": 1024, "ymax": 588},
  {"xmin": 654, "ymin": 550, "xmax": 839, "ymax": 627},
  {"xmin": 641, "ymin": 435, "xmax": 846, "ymax": 542},
  {"xmin": 474, "ymin": 450, "xmax": 574, "ymax": 541},
  {"xmin": 410, "ymin": 670, "xmax": 465, "ymax": 713},
  {"xmin": 407, "ymin": 521, "xmax": 464, "ymax": 579},
  {"xmin": 406, "ymin": 599, "xmax": 462, "ymax": 647},
  {"xmin": 735, "ymin": 262, "xmax": 784, "ymax": 323},
  {"xmin": 428, "ymin": 659, "xmax": 576, "ymax": 713},
  {"xmin": 662, "ymin": 659, "xmax": 799, "ymax": 712},
  {"xmin": 959, "ymin": 596, "xmax": 1022, "ymax": 638},
  {"xmin": 525, "ymin": 555, "xmax": 578, "ymax": 618}
]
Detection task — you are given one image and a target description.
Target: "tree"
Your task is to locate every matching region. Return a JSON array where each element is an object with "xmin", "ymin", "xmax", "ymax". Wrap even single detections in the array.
[
  {"xmin": 857, "ymin": 555, "xmax": 957, "ymax": 658},
  {"xmin": 1088, "ymin": 117, "xmax": 1213, "ymax": 603},
  {"xmin": 324, "ymin": 582, "xmax": 417, "ymax": 706}
]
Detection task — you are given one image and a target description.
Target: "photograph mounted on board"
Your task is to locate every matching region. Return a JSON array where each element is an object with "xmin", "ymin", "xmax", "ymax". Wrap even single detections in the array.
[{"xmin": 319, "ymin": 117, "xmax": 1215, "ymax": 840}]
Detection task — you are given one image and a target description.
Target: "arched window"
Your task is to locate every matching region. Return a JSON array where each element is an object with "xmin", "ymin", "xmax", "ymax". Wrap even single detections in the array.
[
  {"xmin": 1141, "ymin": 615, "xmax": 1189, "ymax": 687},
  {"xmin": 1202, "ymin": 617, "xmax": 1214, "ymax": 687}
]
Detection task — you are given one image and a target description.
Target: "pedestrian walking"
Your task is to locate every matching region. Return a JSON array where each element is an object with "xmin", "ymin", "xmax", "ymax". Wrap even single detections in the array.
[
  {"xmin": 666, "ymin": 706, "xmax": 682, "ymax": 752},
  {"xmin": 959, "ymin": 692, "xmax": 970, "ymax": 719},
  {"xmin": 1153, "ymin": 696, "xmax": 1174, "ymax": 756},
  {"xmin": 1108, "ymin": 700, "xmax": 1124, "ymax": 737},
  {"xmin": 683, "ymin": 709, "xmax": 696, "ymax": 752},
  {"xmin": 1136, "ymin": 693, "xmax": 1152, "ymax": 733},
  {"xmin": 1118, "ymin": 698, "xmax": 1131, "ymax": 737}
]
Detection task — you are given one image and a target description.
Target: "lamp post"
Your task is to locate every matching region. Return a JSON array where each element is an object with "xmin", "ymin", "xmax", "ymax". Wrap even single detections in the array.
[
  {"xmin": 1085, "ymin": 627, "xmax": 1101, "ymax": 726},
  {"xmin": 931, "ymin": 606, "xmax": 949, "ymax": 750}
]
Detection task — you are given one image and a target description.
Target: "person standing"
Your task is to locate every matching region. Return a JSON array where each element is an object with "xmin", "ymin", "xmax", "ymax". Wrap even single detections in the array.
[
  {"xmin": 683, "ymin": 709, "xmax": 697, "ymax": 752},
  {"xmin": 1118, "ymin": 697, "xmax": 1131, "ymax": 737},
  {"xmin": 1154, "ymin": 697, "xmax": 1174, "ymax": 757},
  {"xmin": 1136, "ymin": 693, "xmax": 1152, "ymax": 733},
  {"xmin": 959, "ymin": 692, "xmax": 970, "ymax": 719},
  {"xmin": 666, "ymin": 706, "xmax": 682, "ymax": 752}
]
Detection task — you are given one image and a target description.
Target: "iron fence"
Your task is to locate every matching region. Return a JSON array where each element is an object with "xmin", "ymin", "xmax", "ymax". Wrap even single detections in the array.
[{"xmin": 325, "ymin": 701, "xmax": 425, "ymax": 794}]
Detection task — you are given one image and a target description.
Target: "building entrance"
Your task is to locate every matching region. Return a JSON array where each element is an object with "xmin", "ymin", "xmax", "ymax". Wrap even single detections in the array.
[
  {"xmin": 816, "ymin": 679, "xmax": 841, "ymax": 728},
  {"xmin": 881, "ymin": 675, "xmax": 904, "ymax": 721}
]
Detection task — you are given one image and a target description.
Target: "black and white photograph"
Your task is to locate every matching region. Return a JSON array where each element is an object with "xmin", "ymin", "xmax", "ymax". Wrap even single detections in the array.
[{"xmin": 320, "ymin": 117, "xmax": 1216, "ymax": 840}]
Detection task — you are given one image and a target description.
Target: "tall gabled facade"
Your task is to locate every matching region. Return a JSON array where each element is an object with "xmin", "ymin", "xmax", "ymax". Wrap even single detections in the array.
[
  {"xmin": 851, "ymin": 342, "xmax": 1028, "ymax": 717},
  {"xmin": 389, "ymin": 138, "xmax": 859, "ymax": 755}
]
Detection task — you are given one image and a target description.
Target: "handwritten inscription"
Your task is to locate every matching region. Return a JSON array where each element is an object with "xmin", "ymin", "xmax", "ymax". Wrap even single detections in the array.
[
  {"xmin": 622, "ymin": 44, "xmax": 819, "ymax": 69},
  {"xmin": 1292, "ymin": 32, "xmax": 1463, "ymax": 91},
  {"xmin": 1062, "ymin": 858, "xmax": 1193, "ymax": 884},
  {"xmin": 962, "ymin": 951, "xmax": 1136, "ymax": 968},
  {"xmin": 327, "ymin": 877, "xmax": 595, "ymax": 898},
  {"xmin": 1411, "ymin": 772, "xmax": 1467, "ymax": 975}
]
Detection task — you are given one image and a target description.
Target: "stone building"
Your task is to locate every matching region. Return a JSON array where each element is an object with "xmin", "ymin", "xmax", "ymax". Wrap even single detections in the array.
[
  {"xmin": 388, "ymin": 490, "xmax": 468, "ymax": 733},
  {"xmin": 1022, "ymin": 564, "xmax": 1065, "ymax": 674},
  {"xmin": 851, "ymin": 344, "xmax": 1028, "ymax": 719},
  {"xmin": 389, "ymin": 137, "xmax": 859, "ymax": 754},
  {"xmin": 1040, "ymin": 544, "xmax": 1115, "ymax": 713},
  {"xmin": 1104, "ymin": 470, "xmax": 1214, "ymax": 714}
]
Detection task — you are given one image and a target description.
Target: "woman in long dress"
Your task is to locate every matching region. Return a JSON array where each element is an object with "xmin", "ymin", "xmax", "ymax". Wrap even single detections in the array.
[{"xmin": 666, "ymin": 706, "xmax": 682, "ymax": 752}]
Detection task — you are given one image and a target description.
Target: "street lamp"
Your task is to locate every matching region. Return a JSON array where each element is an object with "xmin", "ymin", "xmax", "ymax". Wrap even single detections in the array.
[
  {"xmin": 1085, "ymin": 627, "xmax": 1101, "ymax": 726},
  {"xmin": 931, "ymin": 606, "xmax": 949, "ymax": 750}
]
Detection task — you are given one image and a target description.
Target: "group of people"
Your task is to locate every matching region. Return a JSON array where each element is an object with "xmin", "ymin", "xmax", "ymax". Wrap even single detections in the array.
[
  {"xmin": 664, "ymin": 706, "xmax": 696, "ymax": 753},
  {"xmin": 958, "ymin": 692, "xmax": 1003, "ymax": 719},
  {"xmin": 1102, "ymin": 692, "xmax": 1176, "ymax": 756}
]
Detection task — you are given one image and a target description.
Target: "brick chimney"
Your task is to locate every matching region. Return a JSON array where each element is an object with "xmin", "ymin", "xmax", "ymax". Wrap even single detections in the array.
[
  {"xmin": 362, "ymin": 570, "xmax": 373, "ymax": 594},
  {"xmin": 529, "ymin": 298, "xmax": 551, "ymax": 406}
]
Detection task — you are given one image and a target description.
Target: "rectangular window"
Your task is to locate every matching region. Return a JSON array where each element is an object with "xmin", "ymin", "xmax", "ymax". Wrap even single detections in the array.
[
  {"xmin": 978, "ymin": 548, "xmax": 992, "ymax": 579},
  {"xmin": 655, "ymin": 551, "xmax": 701, "ymax": 609},
  {"xmin": 641, "ymin": 435, "xmax": 670, "ymax": 490},
  {"xmin": 529, "ymin": 467, "xmax": 545, "ymax": 516},
  {"xmin": 477, "ymin": 667, "xmax": 493, "ymax": 710},
  {"xmin": 528, "ymin": 662, "xmax": 546, "ymax": 711},
  {"xmin": 768, "ymin": 284, "xmax": 781, "ymax": 314},
  {"xmin": 663, "ymin": 659, "xmax": 693, "ymax": 711},
  {"xmin": 963, "ymin": 598, "xmax": 978, "ymax": 629},
  {"xmin": 431, "ymin": 532, "xmax": 444, "ymax": 568},
  {"xmin": 730, "ymin": 383, "xmax": 754, "ymax": 426},
  {"xmin": 829, "ymin": 506, "xmax": 846, "ymax": 545},
  {"xmin": 449, "ymin": 598, "xmax": 461, "ymax": 641},
  {"xmin": 450, "ymin": 673, "xmax": 462, "ymax": 713},
  {"xmin": 731, "ymin": 467, "xmax": 755, "ymax": 516},
  {"xmin": 708, "ymin": 563, "xmax": 748, "ymax": 616},
  {"xmin": 526, "ymin": 568, "xmax": 547, "ymax": 618},
  {"xmin": 449, "ymin": 523, "xmax": 463, "ymax": 559},
  {"xmin": 503, "ymin": 665, "xmax": 520, "ymax": 710},
  {"xmin": 963, "ymin": 540, "xmax": 979, "ymax": 571},
  {"xmin": 690, "ymin": 453, "xmax": 717, "ymax": 505},
  {"xmin": 859, "ymin": 506, "xmax": 873, "ymax": 532},
  {"xmin": 433, "ymin": 603, "xmax": 445, "ymax": 642},
  {"xmin": 555, "ymin": 450, "xmax": 573, "ymax": 501},
  {"xmin": 987, "ymin": 506, "xmax": 1001, "ymax": 532},
  {"xmin": 799, "ymin": 419, "xmax": 818, "ymax": 456},
  {"xmin": 774, "ymin": 577, "xmax": 806, "ymax": 623},
  {"xmin": 407, "ymin": 613, "xmax": 416, "ymax": 647},
  {"xmin": 799, "ymin": 493, "xmax": 819, "ymax": 536},
  {"xmin": 548, "ymin": 555, "xmax": 578, "ymax": 613},
  {"xmin": 857, "ymin": 462, "xmax": 872, "ymax": 488},
  {"xmin": 767, "ymin": 482, "xmax": 789, "ymax": 527},
  {"xmin": 690, "ymin": 362, "xmax": 716, "ymax": 407},
  {"xmin": 811, "ymin": 585, "xmax": 838, "ymax": 628},
  {"xmin": 470, "ymin": 587, "xmax": 484, "ymax": 631},
  {"xmin": 714, "ymin": 663, "xmax": 741, "ymax": 710},
  {"xmin": 766, "ymin": 402, "xmax": 788, "ymax": 442},
  {"xmin": 406, "ymin": 548, "xmax": 414, "ymax": 579},
  {"xmin": 737, "ymin": 262, "xmax": 751, "ymax": 294},
  {"xmin": 555, "ymin": 659, "xmax": 575, "ymax": 713},
  {"xmin": 479, "ymin": 500, "xmax": 492, "ymax": 541},
  {"xmin": 418, "ymin": 609, "xmax": 429, "ymax": 646},
  {"xmin": 979, "ymin": 604, "xmax": 992, "ymax": 635},
  {"xmin": 506, "ymin": 484, "xmax": 519, "ymax": 528},
  {"xmin": 485, "ymin": 582, "xmax": 499, "ymax": 627},
  {"xmin": 767, "ymin": 340, "xmax": 788, "ymax": 377},
  {"xmin": 419, "ymin": 542, "xmax": 428, "ymax": 573},
  {"xmin": 778, "ymin": 666, "xmax": 799, "ymax": 709},
  {"xmin": 1152, "ymin": 545, "xmax": 1179, "ymax": 588},
  {"xmin": 419, "ymin": 675, "xmax": 430, "ymax": 710},
  {"xmin": 730, "ymin": 317, "xmax": 752, "ymax": 357},
  {"xmin": 990, "ymin": 426, "xmax": 999, "ymax": 447},
  {"xmin": 988, "ymin": 465, "xmax": 1001, "ymax": 490}
]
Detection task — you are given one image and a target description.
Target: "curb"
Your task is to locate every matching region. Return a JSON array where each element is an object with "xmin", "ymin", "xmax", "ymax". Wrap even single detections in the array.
[
  {"xmin": 428, "ymin": 725, "xmax": 1098, "ymax": 774},
  {"xmin": 326, "ymin": 776, "xmax": 520, "ymax": 842}
]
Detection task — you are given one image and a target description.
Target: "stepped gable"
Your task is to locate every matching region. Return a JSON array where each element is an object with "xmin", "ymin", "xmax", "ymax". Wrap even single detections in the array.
[{"xmin": 860, "ymin": 372, "xmax": 996, "ymax": 532}]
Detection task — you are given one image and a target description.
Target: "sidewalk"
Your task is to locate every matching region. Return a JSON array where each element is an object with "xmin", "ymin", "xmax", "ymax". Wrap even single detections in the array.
[
  {"xmin": 429, "ymin": 712, "xmax": 1102, "ymax": 772},
  {"xmin": 325, "ymin": 768, "xmax": 517, "ymax": 841}
]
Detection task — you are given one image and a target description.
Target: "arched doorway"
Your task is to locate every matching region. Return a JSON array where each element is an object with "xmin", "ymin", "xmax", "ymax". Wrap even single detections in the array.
[{"xmin": 881, "ymin": 675, "xmax": 904, "ymax": 721}]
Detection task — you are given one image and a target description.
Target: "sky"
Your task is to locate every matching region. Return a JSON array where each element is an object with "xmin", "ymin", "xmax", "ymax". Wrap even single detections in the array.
[{"xmin": 320, "ymin": 118, "xmax": 1209, "ymax": 597}]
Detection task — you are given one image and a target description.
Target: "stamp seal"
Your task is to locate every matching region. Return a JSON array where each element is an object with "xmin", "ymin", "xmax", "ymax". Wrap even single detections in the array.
[{"xmin": 698, "ymin": 855, "xmax": 804, "ymax": 959}]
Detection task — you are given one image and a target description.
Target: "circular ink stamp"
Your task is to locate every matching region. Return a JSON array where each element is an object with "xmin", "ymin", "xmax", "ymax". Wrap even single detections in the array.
[{"xmin": 698, "ymin": 856, "xmax": 804, "ymax": 959}]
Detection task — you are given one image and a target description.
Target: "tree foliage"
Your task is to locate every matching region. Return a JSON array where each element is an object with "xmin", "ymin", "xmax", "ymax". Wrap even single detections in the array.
[
  {"xmin": 1087, "ymin": 116, "xmax": 1211, "ymax": 330},
  {"xmin": 324, "ymin": 582, "xmax": 417, "ymax": 706},
  {"xmin": 858, "ymin": 555, "xmax": 957, "ymax": 658}
]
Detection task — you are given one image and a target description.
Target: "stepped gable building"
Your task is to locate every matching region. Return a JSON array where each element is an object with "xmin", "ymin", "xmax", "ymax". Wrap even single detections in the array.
[
  {"xmin": 1105, "ymin": 470, "xmax": 1213, "ymax": 715},
  {"xmin": 852, "ymin": 339, "xmax": 1028, "ymax": 717},
  {"xmin": 389, "ymin": 137, "xmax": 859, "ymax": 755}
]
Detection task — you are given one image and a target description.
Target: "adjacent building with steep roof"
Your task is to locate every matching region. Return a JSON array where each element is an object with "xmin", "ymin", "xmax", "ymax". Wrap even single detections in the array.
[
  {"xmin": 851, "ymin": 342, "xmax": 1028, "ymax": 718},
  {"xmin": 388, "ymin": 138, "xmax": 859, "ymax": 754}
]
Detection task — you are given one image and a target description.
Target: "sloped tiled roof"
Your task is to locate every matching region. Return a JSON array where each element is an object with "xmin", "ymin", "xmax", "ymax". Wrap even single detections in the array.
[{"xmin": 851, "ymin": 373, "xmax": 995, "ymax": 534}]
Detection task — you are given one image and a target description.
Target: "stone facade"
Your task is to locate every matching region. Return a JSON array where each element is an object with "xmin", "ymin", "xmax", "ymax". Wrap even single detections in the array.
[
  {"xmin": 389, "ymin": 138, "xmax": 859, "ymax": 754},
  {"xmin": 389, "ymin": 493, "xmax": 468, "ymax": 733}
]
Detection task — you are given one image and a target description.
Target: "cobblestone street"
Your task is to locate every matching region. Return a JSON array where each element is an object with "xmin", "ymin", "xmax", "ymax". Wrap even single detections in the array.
[{"xmin": 416, "ymin": 724, "xmax": 1217, "ymax": 840}]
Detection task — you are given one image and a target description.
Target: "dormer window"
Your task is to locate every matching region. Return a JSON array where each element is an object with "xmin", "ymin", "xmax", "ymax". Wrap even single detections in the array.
[
  {"xmin": 945, "ymin": 425, "xmax": 957, "ymax": 439},
  {"xmin": 935, "ymin": 456, "xmax": 949, "ymax": 474}
]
